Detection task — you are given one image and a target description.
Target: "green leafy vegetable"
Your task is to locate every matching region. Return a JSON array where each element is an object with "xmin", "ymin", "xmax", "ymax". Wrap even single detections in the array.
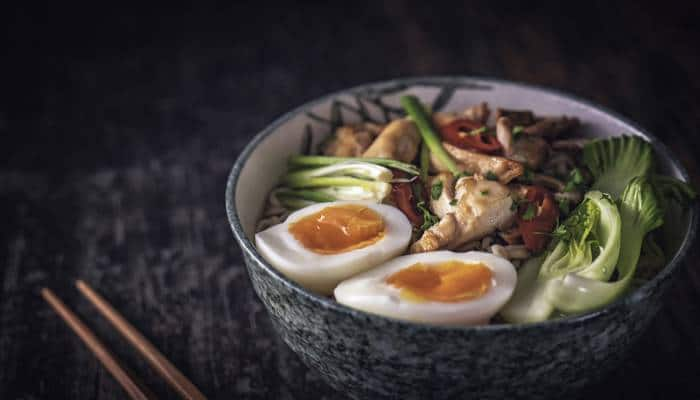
[
  {"xmin": 651, "ymin": 173, "xmax": 697, "ymax": 211},
  {"xmin": 583, "ymin": 135, "xmax": 653, "ymax": 199},
  {"xmin": 419, "ymin": 142, "xmax": 430, "ymax": 182},
  {"xmin": 500, "ymin": 257, "xmax": 554, "ymax": 324},
  {"xmin": 450, "ymin": 199, "xmax": 458, "ymax": 206},
  {"xmin": 485, "ymin": 171, "xmax": 498, "ymax": 181},
  {"xmin": 558, "ymin": 198, "xmax": 571, "ymax": 215},
  {"xmin": 545, "ymin": 176, "xmax": 663, "ymax": 313},
  {"xmin": 401, "ymin": 95, "xmax": 460, "ymax": 175},
  {"xmin": 540, "ymin": 191, "xmax": 621, "ymax": 282},
  {"xmin": 480, "ymin": 190, "xmax": 490, "ymax": 196},
  {"xmin": 563, "ymin": 168, "xmax": 585, "ymax": 192}
]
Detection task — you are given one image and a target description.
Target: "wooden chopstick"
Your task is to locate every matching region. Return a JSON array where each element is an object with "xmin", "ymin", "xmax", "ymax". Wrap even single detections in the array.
[
  {"xmin": 41, "ymin": 288, "xmax": 156, "ymax": 400},
  {"xmin": 75, "ymin": 280, "xmax": 207, "ymax": 400}
]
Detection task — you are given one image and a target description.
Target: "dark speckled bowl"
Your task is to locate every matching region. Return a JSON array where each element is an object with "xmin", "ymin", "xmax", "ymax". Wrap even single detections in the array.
[{"xmin": 226, "ymin": 77, "xmax": 698, "ymax": 399}]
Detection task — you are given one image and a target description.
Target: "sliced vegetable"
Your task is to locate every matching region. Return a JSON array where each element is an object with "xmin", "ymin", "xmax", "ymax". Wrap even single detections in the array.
[
  {"xmin": 499, "ymin": 257, "xmax": 554, "ymax": 324},
  {"xmin": 540, "ymin": 191, "xmax": 621, "ymax": 282},
  {"xmin": 400, "ymin": 95, "xmax": 460, "ymax": 175},
  {"xmin": 289, "ymin": 155, "xmax": 419, "ymax": 176},
  {"xmin": 583, "ymin": 136, "xmax": 653, "ymax": 198},
  {"xmin": 431, "ymin": 181, "xmax": 443, "ymax": 200},
  {"xmin": 392, "ymin": 181, "xmax": 423, "ymax": 226},
  {"xmin": 282, "ymin": 162, "xmax": 392, "ymax": 203},
  {"xmin": 517, "ymin": 186, "xmax": 559, "ymax": 252},
  {"xmin": 651, "ymin": 173, "xmax": 697, "ymax": 211},
  {"xmin": 438, "ymin": 118, "xmax": 502, "ymax": 153},
  {"xmin": 545, "ymin": 176, "xmax": 663, "ymax": 313},
  {"xmin": 419, "ymin": 142, "xmax": 430, "ymax": 182}
]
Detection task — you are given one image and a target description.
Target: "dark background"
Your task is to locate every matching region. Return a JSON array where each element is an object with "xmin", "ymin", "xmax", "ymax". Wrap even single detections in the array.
[{"xmin": 2, "ymin": 2, "xmax": 700, "ymax": 399}]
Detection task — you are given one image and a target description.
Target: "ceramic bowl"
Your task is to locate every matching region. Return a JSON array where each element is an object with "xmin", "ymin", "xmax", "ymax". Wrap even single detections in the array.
[{"xmin": 225, "ymin": 77, "xmax": 698, "ymax": 399}]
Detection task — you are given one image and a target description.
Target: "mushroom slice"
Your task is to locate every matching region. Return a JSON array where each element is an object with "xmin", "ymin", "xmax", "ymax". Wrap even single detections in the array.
[
  {"xmin": 411, "ymin": 177, "xmax": 516, "ymax": 253},
  {"xmin": 495, "ymin": 108, "xmax": 535, "ymax": 126},
  {"xmin": 322, "ymin": 122, "xmax": 384, "ymax": 157},
  {"xmin": 430, "ymin": 142, "xmax": 524, "ymax": 183},
  {"xmin": 362, "ymin": 118, "xmax": 420, "ymax": 163},
  {"xmin": 463, "ymin": 102, "xmax": 491, "ymax": 124},
  {"xmin": 496, "ymin": 116, "xmax": 514, "ymax": 156},
  {"xmin": 551, "ymin": 138, "xmax": 590, "ymax": 151},
  {"xmin": 507, "ymin": 136, "xmax": 550, "ymax": 170},
  {"xmin": 523, "ymin": 116, "xmax": 580, "ymax": 137}
]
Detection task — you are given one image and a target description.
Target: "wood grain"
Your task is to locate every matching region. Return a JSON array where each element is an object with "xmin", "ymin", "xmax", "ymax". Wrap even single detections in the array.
[{"xmin": 2, "ymin": 2, "xmax": 699, "ymax": 399}]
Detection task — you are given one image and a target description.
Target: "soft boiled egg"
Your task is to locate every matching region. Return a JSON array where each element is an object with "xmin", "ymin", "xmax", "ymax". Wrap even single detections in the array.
[
  {"xmin": 334, "ymin": 251, "xmax": 517, "ymax": 325},
  {"xmin": 255, "ymin": 201, "xmax": 412, "ymax": 295}
]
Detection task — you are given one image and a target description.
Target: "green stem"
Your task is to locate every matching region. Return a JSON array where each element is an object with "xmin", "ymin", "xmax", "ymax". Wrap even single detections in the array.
[
  {"xmin": 276, "ymin": 189, "xmax": 336, "ymax": 202},
  {"xmin": 400, "ymin": 95, "xmax": 459, "ymax": 175},
  {"xmin": 420, "ymin": 142, "xmax": 430, "ymax": 182},
  {"xmin": 288, "ymin": 155, "xmax": 419, "ymax": 176}
]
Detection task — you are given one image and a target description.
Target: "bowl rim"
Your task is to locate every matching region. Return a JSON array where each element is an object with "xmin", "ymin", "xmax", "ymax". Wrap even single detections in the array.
[{"xmin": 225, "ymin": 75, "xmax": 699, "ymax": 332}]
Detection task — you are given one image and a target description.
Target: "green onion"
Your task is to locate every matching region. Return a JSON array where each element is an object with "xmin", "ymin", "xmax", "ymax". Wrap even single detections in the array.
[
  {"xmin": 400, "ymin": 95, "xmax": 460, "ymax": 175},
  {"xmin": 419, "ymin": 142, "xmax": 430, "ymax": 182},
  {"xmin": 289, "ymin": 155, "xmax": 419, "ymax": 176},
  {"xmin": 485, "ymin": 171, "xmax": 498, "ymax": 181},
  {"xmin": 480, "ymin": 190, "xmax": 490, "ymax": 196}
]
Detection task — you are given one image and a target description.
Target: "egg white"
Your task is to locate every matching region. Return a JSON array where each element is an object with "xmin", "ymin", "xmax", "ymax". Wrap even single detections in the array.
[
  {"xmin": 255, "ymin": 201, "xmax": 413, "ymax": 295},
  {"xmin": 334, "ymin": 251, "xmax": 517, "ymax": 325}
]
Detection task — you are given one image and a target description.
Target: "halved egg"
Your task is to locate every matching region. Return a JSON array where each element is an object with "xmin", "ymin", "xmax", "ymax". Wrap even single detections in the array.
[
  {"xmin": 255, "ymin": 201, "xmax": 412, "ymax": 295},
  {"xmin": 334, "ymin": 251, "xmax": 517, "ymax": 325}
]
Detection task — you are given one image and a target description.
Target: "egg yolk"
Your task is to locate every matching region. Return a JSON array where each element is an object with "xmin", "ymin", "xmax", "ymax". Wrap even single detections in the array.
[
  {"xmin": 386, "ymin": 261, "xmax": 492, "ymax": 302},
  {"xmin": 289, "ymin": 204, "xmax": 386, "ymax": 254}
]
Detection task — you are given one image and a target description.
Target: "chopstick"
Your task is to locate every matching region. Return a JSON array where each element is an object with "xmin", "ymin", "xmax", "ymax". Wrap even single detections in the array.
[
  {"xmin": 41, "ymin": 288, "xmax": 156, "ymax": 400},
  {"xmin": 75, "ymin": 280, "xmax": 207, "ymax": 400}
]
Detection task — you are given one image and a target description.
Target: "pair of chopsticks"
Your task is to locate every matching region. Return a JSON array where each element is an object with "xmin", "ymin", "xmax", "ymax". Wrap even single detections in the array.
[{"xmin": 42, "ymin": 281, "xmax": 207, "ymax": 400}]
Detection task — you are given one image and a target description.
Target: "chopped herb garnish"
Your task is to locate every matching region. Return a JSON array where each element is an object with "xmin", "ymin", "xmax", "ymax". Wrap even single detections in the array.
[
  {"xmin": 513, "ymin": 125, "xmax": 524, "ymax": 139},
  {"xmin": 431, "ymin": 180, "xmax": 443, "ymax": 200},
  {"xmin": 522, "ymin": 203, "xmax": 537, "ymax": 221},
  {"xmin": 558, "ymin": 198, "xmax": 571, "ymax": 215},
  {"xmin": 480, "ymin": 190, "xmax": 490, "ymax": 196},
  {"xmin": 417, "ymin": 201, "xmax": 440, "ymax": 231},
  {"xmin": 450, "ymin": 198, "xmax": 458, "ymax": 206},
  {"xmin": 455, "ymin": 171, "xmax": 474, "ymax": 180},
  {"xmin": 519, "ymin": 168, "xmax": 534, "ymax": 184},
  {"xmin": 485, "ymin": 171, "xmax": 498, "ymax": 181},
  {"xmin": 564, "ymin": 168, "xmax": 585, "ymax": 192},
  {"xmin": 468, "ymin": 126, "xmax": 487, "ymax": 136}
]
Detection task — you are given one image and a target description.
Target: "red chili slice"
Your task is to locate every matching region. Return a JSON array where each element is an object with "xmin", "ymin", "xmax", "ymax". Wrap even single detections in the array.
[
  {"xmin": 517, "ymin": 186, "xmax": 559, "ymax": 252},
  {"xmin": 439, "ymin": 118, "xmax": 502, "ymax": 153},
  {"xmin": 390, "ymin": 170, "xmax": 423, "ymax": 226}
]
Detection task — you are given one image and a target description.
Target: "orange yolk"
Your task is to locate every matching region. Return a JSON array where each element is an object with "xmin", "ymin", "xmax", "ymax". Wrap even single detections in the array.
[
  {"xmin": 289, "ymin": 204, "xmax": 386, "ymax": 254},
  {"xmin": 386, "ymin": 261, "xmax": 492, "ymax": 302}
]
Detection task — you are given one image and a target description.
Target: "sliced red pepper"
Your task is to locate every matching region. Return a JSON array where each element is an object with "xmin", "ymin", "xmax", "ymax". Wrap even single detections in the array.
[
  {"xmin": 439, "ymin": 118, "xmax": 502, "ymax": 154},
  {"xmin": 517, "ymin": 186, "xmax": 559, "ymax": 252},
  {"xmin": 390, "ymin": 170, "xmax": 423, "ymax": 226}
]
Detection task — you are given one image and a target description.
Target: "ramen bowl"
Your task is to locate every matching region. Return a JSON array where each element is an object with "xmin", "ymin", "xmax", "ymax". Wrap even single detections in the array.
[{"xmin": 226, "ymin": 77, "xmax": 698, "ymax": 399}]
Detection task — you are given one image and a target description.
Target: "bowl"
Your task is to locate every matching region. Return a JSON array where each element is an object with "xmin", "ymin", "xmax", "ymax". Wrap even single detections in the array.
[{"xmin": 225, "ymin": 77, "xmax": 698, "ymax": 399}]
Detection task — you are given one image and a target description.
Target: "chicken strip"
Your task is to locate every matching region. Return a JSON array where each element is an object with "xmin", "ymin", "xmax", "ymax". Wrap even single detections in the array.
[
  {"xmin": 411, "ymin": 177, "xmax": 516, "ymax": 253},
  {"xmin": 430, "ymin": 142, "xmax": 524, "ymax": 183},
  {"xmin": 362, "ymin": 118, "xmax": 420, "ymax": 163},
  {"xmin": 432, "ymin": 102, "xmax": 491, "ymax": 127},
  {"xmin": 322, "ymin": 123, "xmax": 383, "ymax": 157}
]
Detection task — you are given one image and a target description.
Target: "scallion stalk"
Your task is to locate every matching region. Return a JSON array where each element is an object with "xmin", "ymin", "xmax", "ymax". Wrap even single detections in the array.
[
  {"xmin": 400, "ymin": 95, "xmax": 460, "ymax": 175},
  {"xmin": 289, "ymin": 155, "xmax": 419, "ymax": 176}
]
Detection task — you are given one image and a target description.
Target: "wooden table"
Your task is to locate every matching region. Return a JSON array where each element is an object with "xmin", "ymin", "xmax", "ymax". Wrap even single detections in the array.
[{"xmin": 2, "ymin": 2, "xmax": 699, "ymax": 399}]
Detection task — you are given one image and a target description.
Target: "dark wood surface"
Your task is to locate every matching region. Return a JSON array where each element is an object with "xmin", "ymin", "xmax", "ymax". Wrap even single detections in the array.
[{"xmin": 2, "ymin": 2, "xmax": 700, "ymax": 399}]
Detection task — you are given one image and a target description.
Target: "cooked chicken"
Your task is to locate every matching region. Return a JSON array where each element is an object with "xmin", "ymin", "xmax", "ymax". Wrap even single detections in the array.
[
  {"xmin": 362, "ymin": 118, "xmax": 420, "ymax": 163},
  {"xmin": 322, "ymin": 123, "xmax": 383, "ymax": 157},
  {"xmin": 430, "ymin": 142, "xmax": 524, "ymax": 183},
  {"xmin": 523, "ymin": 116, "xmax": 579, "ymax": 137},
  {"xmin": 411, "ymin": 177, "xmax": 516, "ymax": 253},
  {"xmin": 496, "ymin": 116, "xmax": 514, "ymax": 156},
  {"xmin": 495, "ymin": 108, "xmax": 535, "ymax": 126},
  {"xmin": 507, "ymin": 136, "xmax": 550, "ymax": 169}
]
